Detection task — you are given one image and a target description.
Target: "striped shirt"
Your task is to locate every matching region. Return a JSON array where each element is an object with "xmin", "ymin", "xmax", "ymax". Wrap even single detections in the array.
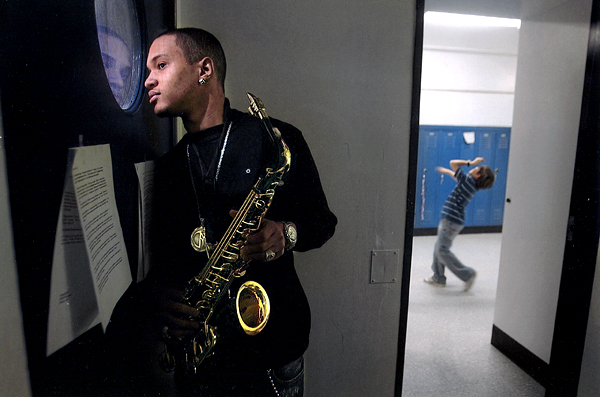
[{"xmin": 441, "ymin": 167, "xmax": 478, "ymax": 225}]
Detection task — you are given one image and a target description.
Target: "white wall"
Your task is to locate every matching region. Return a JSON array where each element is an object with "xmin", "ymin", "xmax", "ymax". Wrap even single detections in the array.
[
  {"xmin": 420, "ymin": 18, "xmax": 519, "ymax": 127},
  {"xmin": 0, "ymin": 104, "xmax": 31, "ymax": 396},
  {"xmin": 176, "ymin": 1, "xmax": 416, "ymax": 395},
  {"xmin": 493, "ymin": 0, "xmax": 592, "ymax": 363}
]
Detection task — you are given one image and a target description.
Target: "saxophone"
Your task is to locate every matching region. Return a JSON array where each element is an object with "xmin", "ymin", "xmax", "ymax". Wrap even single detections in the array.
[{"xmin": 160, "ymin": 93, "xmax": 292, "ymax": 374}]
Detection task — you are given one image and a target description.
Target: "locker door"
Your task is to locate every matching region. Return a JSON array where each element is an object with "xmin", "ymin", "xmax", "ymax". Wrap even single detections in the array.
[
  {"xmin": 467, "ymin": 130, "xmax": 496, "ymax": 226},
  {"xmin": 415, "ymin": 127, "xmax": 464, "ymax": 229},
  {"xmin": 490, "ymin": 130, "xmax": 510, "ymax": 225},
  {"xmin": 459, "ymin": 129, "xmax": 478, "ymax": 226},
  {"xmin": 435, "ymin": 129, "xmax": 462, "ymax": 225},
  {"xmin": 0, "ymin": 1, "xmax": 174, "ymax": 395},
  {"xmin": 415, "ymin": 128, "xmax": 441, "ymax": 228}
]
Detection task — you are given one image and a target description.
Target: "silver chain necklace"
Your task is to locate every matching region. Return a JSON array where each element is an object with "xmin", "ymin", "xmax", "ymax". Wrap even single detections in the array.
[{"xmin": 187, "ymin": 122, "xmax": 232, "ymax": 254}]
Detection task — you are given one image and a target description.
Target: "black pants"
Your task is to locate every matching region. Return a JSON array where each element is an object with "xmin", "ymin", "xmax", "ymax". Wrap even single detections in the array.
[{"xmin": 177, "ymin": 356, "xmax": 305, "ymax": 397}]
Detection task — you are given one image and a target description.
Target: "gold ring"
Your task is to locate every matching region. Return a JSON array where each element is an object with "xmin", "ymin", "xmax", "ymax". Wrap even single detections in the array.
[{"xmin": 265, "ymin": 249, "xmax": 276, "ymax": 261}]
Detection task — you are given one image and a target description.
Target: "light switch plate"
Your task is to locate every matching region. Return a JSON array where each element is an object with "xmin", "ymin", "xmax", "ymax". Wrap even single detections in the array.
[{"xmin": 370, "ymin": 249, "xmax": 399, "ymax": 283}]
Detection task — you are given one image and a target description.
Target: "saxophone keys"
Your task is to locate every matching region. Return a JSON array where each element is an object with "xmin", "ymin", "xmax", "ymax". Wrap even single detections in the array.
[{"xmin": 222, "ymin": 250, "xmax": 239, "ymax": 261}]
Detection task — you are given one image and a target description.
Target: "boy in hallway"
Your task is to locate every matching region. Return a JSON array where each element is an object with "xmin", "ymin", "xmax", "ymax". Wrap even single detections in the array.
[{"xmin": 424, "ymin": 157, "xmax": 496, "ymax": 291}]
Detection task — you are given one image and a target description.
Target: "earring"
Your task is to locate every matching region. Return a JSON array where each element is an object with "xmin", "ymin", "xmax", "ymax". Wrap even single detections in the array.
[{"xmin": 199, "ymin": 78, "xmax": 207, "ymax": 85}]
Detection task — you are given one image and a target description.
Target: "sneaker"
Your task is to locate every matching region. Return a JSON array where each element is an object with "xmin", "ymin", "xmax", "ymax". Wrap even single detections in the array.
[
  {"xmin": 464, "ymin": 271, "xmax": 477, "ymax": 292},
  {"xmin": 423, "ymin": 277, "xmax": 445, "ymax": 287}
]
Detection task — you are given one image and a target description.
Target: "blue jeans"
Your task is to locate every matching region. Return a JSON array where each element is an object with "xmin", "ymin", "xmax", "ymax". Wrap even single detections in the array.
[{"xmin": 431, "ymin": 218, "xmax": 475, "ymax": 284}]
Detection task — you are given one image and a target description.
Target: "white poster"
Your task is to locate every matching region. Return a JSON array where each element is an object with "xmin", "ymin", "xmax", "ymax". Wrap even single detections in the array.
[{"xmin": 47, "ymin": 144, "xmax": 131, "ymax": 356}]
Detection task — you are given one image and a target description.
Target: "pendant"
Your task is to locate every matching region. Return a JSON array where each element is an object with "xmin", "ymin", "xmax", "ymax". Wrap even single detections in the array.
[{"xmin": 191, "ymin": 226, "xmax": 209, "ymax": 253}]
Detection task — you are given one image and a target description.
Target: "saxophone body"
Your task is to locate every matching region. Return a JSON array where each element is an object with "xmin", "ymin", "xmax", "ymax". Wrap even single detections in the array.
[{"xmin": 160, "ymin": 93, "xmax": 291, "ymax": 374}]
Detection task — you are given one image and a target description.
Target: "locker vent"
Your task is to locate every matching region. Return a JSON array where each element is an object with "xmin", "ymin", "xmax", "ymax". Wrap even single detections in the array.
[
  {"xmin": 445, "ymin": 133, "xmax": 455, "ymax": 149},
  {"xmin": 493, "ymin": 209, "xmax": 503, "ymax": 221},
  {"xmin": 482, "ymin": 133, "xmax": 492, "ymax": 149},
  {"xmin": 475, "ymin": 209, "xmax": 486, "ymax": 223},
  {"xmin": 426, "ymin": 132, "xmax": 437, "ymax": 149},
  {"xmin": 498, "ymin": 134, "xmax": 509, "ymax": 150}
]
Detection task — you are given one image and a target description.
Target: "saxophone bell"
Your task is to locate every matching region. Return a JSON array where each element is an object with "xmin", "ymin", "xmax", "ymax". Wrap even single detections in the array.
[{"xmin": 236, "ymin": 280, "xmax": 271, "ymax": 336}]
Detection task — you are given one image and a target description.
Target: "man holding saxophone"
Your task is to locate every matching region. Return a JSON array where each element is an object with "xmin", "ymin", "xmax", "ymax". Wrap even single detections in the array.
[{"xmin": 125, "ymin": 28, "xmax": 336, "ymax": 396}]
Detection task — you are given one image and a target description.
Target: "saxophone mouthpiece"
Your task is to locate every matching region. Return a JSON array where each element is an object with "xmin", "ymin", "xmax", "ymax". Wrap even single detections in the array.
[
  {"xmin": 247, "ymin": 92, "xmax": 267, "ymax": 119},
  {"xmin": 246, "ymin": 92, "xmax": 278, "ymax": 149},
  {"xmin": 247, "ymin": 92, "xmax": 257, "ymax": 115}
]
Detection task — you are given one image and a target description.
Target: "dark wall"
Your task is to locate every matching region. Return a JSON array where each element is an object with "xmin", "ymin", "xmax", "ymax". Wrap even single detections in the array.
[
  {"xmin": 549, "ymin": 0, "xmax": 600, "ymax": 394},
  {"xmin": 0, "ymin": 1, "xmax": 174, "ymax": 395}
]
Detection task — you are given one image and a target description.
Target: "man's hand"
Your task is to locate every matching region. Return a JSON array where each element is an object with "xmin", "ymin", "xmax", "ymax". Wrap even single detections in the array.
[
  {"xmin": 155, "ymin": 287, "xmax": 200, "ymax": 339},
  {"xmin": 229, "ymin": 210, "xmax": 286, "ymax": 262},
  {"xmin": 471, "ymin": 157, "xmax": 485, "ymax": 166}
]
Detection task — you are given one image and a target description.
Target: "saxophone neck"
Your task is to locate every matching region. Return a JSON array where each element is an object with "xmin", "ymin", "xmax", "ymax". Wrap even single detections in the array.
[
  {"xmin": 274, "ymin": 139, "xmax": 291, "ymax": 175},
  {"xmin": 246, "ymin": 92, "xmax": 291, "ymax": 175},
  {"xmin": 247, "ymin": 92, "xmax": 268, "ymax": 120}
]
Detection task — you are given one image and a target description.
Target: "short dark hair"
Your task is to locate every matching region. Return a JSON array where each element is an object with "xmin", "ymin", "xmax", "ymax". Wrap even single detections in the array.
[
  {"xmin": 476, "ymin": 166, "xmax": 495, "ymax": 190},
  {"xmin": 158, "ymin": 28, "xmax": 227, "ymax": 91}
]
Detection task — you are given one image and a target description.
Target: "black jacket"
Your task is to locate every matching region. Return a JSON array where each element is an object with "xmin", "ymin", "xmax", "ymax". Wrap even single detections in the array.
[{"xmin": 149, "ymin": 100, "xmax": 337, "ymax": 369}]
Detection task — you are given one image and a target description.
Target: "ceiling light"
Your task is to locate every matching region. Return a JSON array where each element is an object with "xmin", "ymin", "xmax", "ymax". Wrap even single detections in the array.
[{"xmin": 425, "ymin": 11, "xmax": 521, "ymax": 29}]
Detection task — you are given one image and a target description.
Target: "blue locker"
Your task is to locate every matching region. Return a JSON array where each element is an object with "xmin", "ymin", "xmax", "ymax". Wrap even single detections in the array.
[
  {"xmin": 415, "ymin": 128, "xmax": 461, "ymax": 228},
  {"xmin": 415, "ymin": 129, "xmax": 441, "ymax": 228},
  {"xmin": 414, "ymin": 126, "xmax": 510, "ymax": 230}
]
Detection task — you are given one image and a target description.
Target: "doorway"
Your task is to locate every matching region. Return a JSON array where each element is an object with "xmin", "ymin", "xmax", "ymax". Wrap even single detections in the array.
[
  {"xmin": 401, "ymin": 8, "xmax": 545, "ymax": 395},
  {"xmin": 402, "ymin": 0, "xmax": 599, "ymax": 395}
]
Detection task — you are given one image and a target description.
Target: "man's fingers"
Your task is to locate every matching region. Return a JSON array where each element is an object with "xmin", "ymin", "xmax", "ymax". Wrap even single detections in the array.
[{"xmin": 168, "ymin": 327, "xmax": 198, "ymax": 339}]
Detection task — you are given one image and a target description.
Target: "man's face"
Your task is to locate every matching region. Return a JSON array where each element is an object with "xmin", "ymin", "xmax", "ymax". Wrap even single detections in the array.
[
  {"xmin": 145, "ymin": 35, "xmax": 198, "ymax": 116},
  {"xmin": 99, "ymin": 32, "xmax": 132, "ymax": 104},
  {"xmin": 469, "ymin": 167, "xmax": 482, "ymax": 179}
]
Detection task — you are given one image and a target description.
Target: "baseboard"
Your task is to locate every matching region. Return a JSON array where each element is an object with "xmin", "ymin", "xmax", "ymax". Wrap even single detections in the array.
[
  {"xmin": 413, "ymin": 225, "xmax": 503, "ymax": 236},
  {"xmin": 491, "ymin": 325, "xmax": 550, "ymax": 388}
]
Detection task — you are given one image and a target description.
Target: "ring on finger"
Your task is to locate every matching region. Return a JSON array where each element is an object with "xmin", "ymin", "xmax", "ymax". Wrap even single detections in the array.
[{"xmin": 265, "ymin": 249, "xmax": 276, "ymax": 262}]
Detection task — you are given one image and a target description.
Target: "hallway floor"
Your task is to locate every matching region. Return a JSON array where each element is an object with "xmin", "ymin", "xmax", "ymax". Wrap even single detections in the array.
[{"xmin": 402, "ymin": 233, "xmax": 545, "ymax": 396}]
